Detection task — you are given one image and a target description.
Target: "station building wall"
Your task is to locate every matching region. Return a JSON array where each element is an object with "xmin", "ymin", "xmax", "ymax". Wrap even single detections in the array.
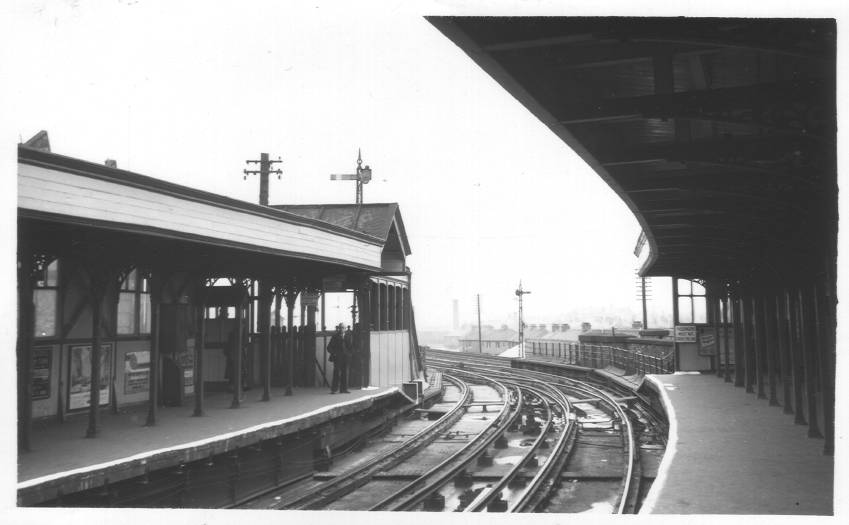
[{"xmin": 370, "ymin": 331, "xmax": 411, "ymax": 387}]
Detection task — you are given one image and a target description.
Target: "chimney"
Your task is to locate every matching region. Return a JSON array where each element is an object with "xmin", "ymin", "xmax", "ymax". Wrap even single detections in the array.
[
  {"xmin": 551, "ymin": 323, "xmax": 559, "ymax": 332},
  {"xmin": 105, "ymin": 159, "xmax": 117, "ymax": 168},
  {"xmin": 561, "ymin": 323, "xmax": 570, "ymax": 332}
]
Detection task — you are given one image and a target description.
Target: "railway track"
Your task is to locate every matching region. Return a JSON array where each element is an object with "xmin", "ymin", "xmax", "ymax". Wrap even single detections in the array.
[
  {"xmin": 237, "ymin": 349, "xmax": 666, "ymax": 513},
  {"xmin": 426, "ymin": 350, "xmax": 665, "ymax": 513}
]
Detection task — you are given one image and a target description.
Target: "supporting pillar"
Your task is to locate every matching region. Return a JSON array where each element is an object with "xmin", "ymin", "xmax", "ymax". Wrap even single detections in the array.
[
  {"xmin": 721, "ymin": 294, "xmax": 731, "ymax": 383},
  {"xmin": 776, "ymin": 293, "xmax": 793, "ymax": 415},
  {"xmin": 260, "ymin": 282, "xmax": 272, "ymax": 402},
  {"xmin": 788, "ymin": 290, "xmax": 807, "ymax": 425},
  {"xmin": 382, "ymin": 283, "xmax": 389, "ymax": 330},
  {"xmin": 274, "ymin": 289, "xmax": 282, "ymax": 383},
  {"xmin": 85, "ymin": 272, "xmax": 108, "ymax": 438},
  {"xmin": 193, "ymin": 285, "xmax": 206, "ymax": 417},
  {"xmin": 743, "ymin": 296, "xmax": 755, "ymax": 393},
  {"xmin": 306, "ymin": 297, "xmax": 317, "ymax": 387},
  {"xmin": 671, "ymin": 277, "xmax": 680, "ymax": 372},
  {"xmin": 798, "ymin": 288, "xmax": 822, "ymax": 438},
  {"xmin": 764, "ymin": 295, "xmax": 779, "ymax": 406},
  {"xmin": 231, "ymin": 300, "xmax": 243, "ymax": 409},
  {"xmin": 732, "ymin": 295, "xmax": 744, "ymax": 387},
  {"xmin": 146, "ymin": 273, "xmax": 163, "ymax": 426},
  {"xmin": 321, "ymin": 288, "xmax": 328, "ymax": 387},
  {"xmin": 753, "ymin": 296, "xmax": 766, "ymax": 399},
  {"xmin": 284, "ymin": 287, "xmax": 299, "ymax": 396},
  {"xmin": 371, "ymin": 281, "xmax": 379, "ymax": 331},
  {"xmin": 813, "ymin": 282, "xmax": 834, "ymax": 455},
  {"xmin": 359, "ymin": 282, "xmax": 372, "ymax": 387},
  {"xmin": 17, "ymin": 242, "xmax": 34, "ymax": 452}
]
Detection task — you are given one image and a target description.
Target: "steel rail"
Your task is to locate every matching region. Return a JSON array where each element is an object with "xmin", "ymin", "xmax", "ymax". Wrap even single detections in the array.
[
  {"xmin": 368, "ymin": 370, "xmax": 520, "ymax": 511},
  {"xmin": 428, "ymin": 358, "xmax": 638, "ymax": 513},
  {"xmin": 273, "ymin": 374, "xmax": 474, "ymax": 510},
  {"xmin": 463, "ymin": 382, "xmax": 565, "ymax": 512}
]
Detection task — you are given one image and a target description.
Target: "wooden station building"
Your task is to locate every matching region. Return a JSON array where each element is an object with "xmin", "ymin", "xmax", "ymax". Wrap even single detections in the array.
[
  {"xmin": 430, "ymin": 17, "xmax": 837, "ymax": 454},
  {"xmin": 16, "ymin": 134, "xmax": 418, "ymax": 451}
]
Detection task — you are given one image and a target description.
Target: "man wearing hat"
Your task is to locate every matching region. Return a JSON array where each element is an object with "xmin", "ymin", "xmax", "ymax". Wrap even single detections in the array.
[{"xmin": 327, "ymin": 323, "xmax": 350, "ymax": 394}]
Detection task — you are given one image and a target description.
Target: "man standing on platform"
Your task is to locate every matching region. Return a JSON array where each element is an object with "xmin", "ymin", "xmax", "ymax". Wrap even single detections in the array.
[{"xmin": 328, "ymin": 323, "xmax": 349, "ymax": 394}]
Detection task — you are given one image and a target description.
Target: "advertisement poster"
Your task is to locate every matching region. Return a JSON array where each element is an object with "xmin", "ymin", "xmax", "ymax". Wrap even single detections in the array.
[
  {"xmin": 698, "ymin": 327, "xmax": 717, "ymax": 356},
  {"xmin": 68, "ymin": 343, "xmax": 112, "ymax": 410},
  {"xmin": 124, "ymin": 350, "xmax": 150, "ymax": 395},
  {"xmin": 674, "ymin": 325, "xmax": 697, "ymax": 343},
  {"xmin": 183, "ymin": 369, "xmax": 194, "ymax": 395},
  {"xmin": 32, "ymin": 347, "xmax": 52, "ymax": 400}
]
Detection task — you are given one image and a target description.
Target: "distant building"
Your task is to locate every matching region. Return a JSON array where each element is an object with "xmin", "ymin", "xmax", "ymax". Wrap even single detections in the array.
[{"xmin": 459, "ymin": 325, "xmax": 518, "ymax": 354}]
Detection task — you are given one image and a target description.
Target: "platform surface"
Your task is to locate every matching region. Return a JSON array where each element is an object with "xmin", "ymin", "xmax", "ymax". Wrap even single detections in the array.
[
  {"xmin": 19, "ymin": 386, "xmax": 395, "ymax": 485},
  {"xmin": 643, "ymin": 373, "xmax": 834, "ymax": 515}
]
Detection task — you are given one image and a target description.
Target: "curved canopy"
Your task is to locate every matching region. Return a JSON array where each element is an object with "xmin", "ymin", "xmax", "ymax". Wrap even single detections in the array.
[{"xmin": 429, "ymin": 17, "xmax": 836, "ymax": 282}]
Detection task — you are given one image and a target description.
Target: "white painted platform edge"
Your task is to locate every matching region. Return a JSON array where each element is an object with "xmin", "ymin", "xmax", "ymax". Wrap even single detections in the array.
[
  {"xmin": 638, "ymin": 375, "xmax": 678, "ymax": 514},
  {"xmin": 18, "ymin": 387, "xmax": 401, "ymax": 490}
]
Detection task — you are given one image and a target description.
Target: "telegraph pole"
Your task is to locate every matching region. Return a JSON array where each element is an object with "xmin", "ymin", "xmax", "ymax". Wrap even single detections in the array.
[
  {"xmin": 635, "ymin": 271, "xmax": 652, "ymax": 329},
  {"xmin": 244, "ymin": 153, "xmax": 283, "ymax": 206},
  {"xmin": 515, "ymin": 281, "xmax": 531, "ymax": 358}
]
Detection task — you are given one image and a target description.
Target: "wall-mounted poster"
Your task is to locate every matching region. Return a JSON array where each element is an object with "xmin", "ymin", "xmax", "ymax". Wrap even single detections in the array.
[
  {"xmin": 124, "ymin": 350, "xmax": 150, "ymax": 395},
  {"xmin": 183, "ymin": 368, "xmax": 194, "ymax": 395},
  {"xmin": 32, "ymin": 347, "xmax": 52, "ymax": 400},
  {"xmin": 674, "ymin": 325, "xmax": 697, "ymax": 343},
  {"xmin": 698, "ymin": 327, "xmax": 717, "ymax": 356},
  {"xmin": 68, "ymin": 343, "xmax": 112, "ymax": 410}
]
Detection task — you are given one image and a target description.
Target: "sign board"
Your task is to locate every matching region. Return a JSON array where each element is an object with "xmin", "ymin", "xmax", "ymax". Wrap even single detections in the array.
[
  {"xmin": 301, "ymin": 292, "xmax": 320, "ymax": 307},
  {"xmin": 68, "ymin": 343, "xmax": 113, "ymax": 410},
  {"xmin": 124, "ymin": 350, "xmax": 150, "ymax": 395},
  {"xmin": 698, "ymin": 327, "xmax": 717, "ymax": 356},
  {"xmin": 674, "ymin": 325, "xmax": 697, "ymax": 343},
  {"xmin": 322, "ymin": 275, "xmax": 348, "ymax": 293},
  {"xmin": 32, "ymin": 347, "xmax": 52, "ymax": 400},
  {"xmin": 183, "ymin": 369, "xmax": 194, "ymax": 395}
]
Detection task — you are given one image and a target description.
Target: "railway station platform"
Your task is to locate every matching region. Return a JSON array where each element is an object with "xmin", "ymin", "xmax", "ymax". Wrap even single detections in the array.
[
  {"xmin": 642, "ymin": 373, "xmax": 834, "ymax": 515},
  {"xmin": 17, "ymin": 386, "xmax": 409, "ymax": 505}
]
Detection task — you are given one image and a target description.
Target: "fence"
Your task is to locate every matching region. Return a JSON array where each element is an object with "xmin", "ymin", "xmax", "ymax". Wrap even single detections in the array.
[{"xmin": 526, "ymin": 340, "xmax": 673, "ymax": 375}]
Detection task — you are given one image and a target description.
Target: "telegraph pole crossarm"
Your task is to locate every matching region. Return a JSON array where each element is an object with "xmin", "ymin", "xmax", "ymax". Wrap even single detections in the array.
[{"xmin": 244, "ymin": 153, "xmax": 283, "ymax": 206}]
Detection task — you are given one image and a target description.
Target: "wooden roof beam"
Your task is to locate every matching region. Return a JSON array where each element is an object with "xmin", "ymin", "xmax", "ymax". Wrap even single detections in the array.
[
  {"xmin": 597, "ymin": 134, "xmax": 820, "ymax": 167},
  {"xmin": 558, "ymin": 82, "xmax": 830, "ymax": 135}
]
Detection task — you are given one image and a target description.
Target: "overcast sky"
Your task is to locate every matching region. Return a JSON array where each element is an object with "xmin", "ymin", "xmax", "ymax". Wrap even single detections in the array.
[
  {"xmin": 3, "ymin": 1, "xmax": 848, "ymax": 523},
  {"xmin": 6, "ymin": 0, "xmax": 844, "ymax": 331}
]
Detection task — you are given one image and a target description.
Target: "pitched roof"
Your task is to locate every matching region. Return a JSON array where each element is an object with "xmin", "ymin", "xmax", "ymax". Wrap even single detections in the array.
[
  {"xmin": 273, "ymin": 203, "xmax": 412, "ymax": 256},
  {"xmin": 460, "ymin": 326, "xmax": 519, "ymax": 342}
]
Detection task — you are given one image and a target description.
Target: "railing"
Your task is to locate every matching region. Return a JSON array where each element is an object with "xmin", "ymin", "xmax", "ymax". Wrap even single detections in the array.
[{"xmin": 526, "ymin": 341, "xmax": 673, "ymax": 375}]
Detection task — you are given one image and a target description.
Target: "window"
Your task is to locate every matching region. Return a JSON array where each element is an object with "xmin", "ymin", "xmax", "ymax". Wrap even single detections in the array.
[
  {"xmin": 117, "ymin": 268, "xmax": 151, "ymax": 335},
  {"xmin": 677, "ymin": 278, "xmax": 707, "ymax": 324},
  {"xmin": 33, "ymin": 258, "xmax": 59, "ymax": 337}
]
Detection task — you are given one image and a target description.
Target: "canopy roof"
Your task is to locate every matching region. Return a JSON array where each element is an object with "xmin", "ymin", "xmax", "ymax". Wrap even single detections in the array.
[
  {"xmin": 429, "ymin": 17, "xmax": 837, "ymax": 282},
  {"xmin": 18, "ymin": 145, "xmax": 386, "ymax": 273},
  {"xmin": 274, "ymin": 203, "xmax": 412, "ymax": 256}
]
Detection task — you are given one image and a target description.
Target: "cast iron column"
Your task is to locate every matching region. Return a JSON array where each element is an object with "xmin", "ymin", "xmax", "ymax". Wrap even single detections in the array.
[
  {"xmin": 798, "ymin": 288, "xmax": 822, "ymax": 438},
  {"xmin": 775, "ymin": 293, "xmax": 793, "ymax": 415},
  {"xmin": 231, "ymin": 300, "xmax": 243, "ymax": 409},
  {"xmin": 17, "ymin": 241, "xmax": 34, "ymax": 451},
  {"xmin": 193, "ymin": 279, "xmax": 206, "ymax": 417},
  {"xmin": 284, "ymin": 286, "xmax": 299, "ymax": 396},
  {"xmin": 146, "ymin": 273, "xmax": 163, "ymax": 427},
  {"xmin": 260, "ymin": 282, "xmax": 272, "ymax": 402}
]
